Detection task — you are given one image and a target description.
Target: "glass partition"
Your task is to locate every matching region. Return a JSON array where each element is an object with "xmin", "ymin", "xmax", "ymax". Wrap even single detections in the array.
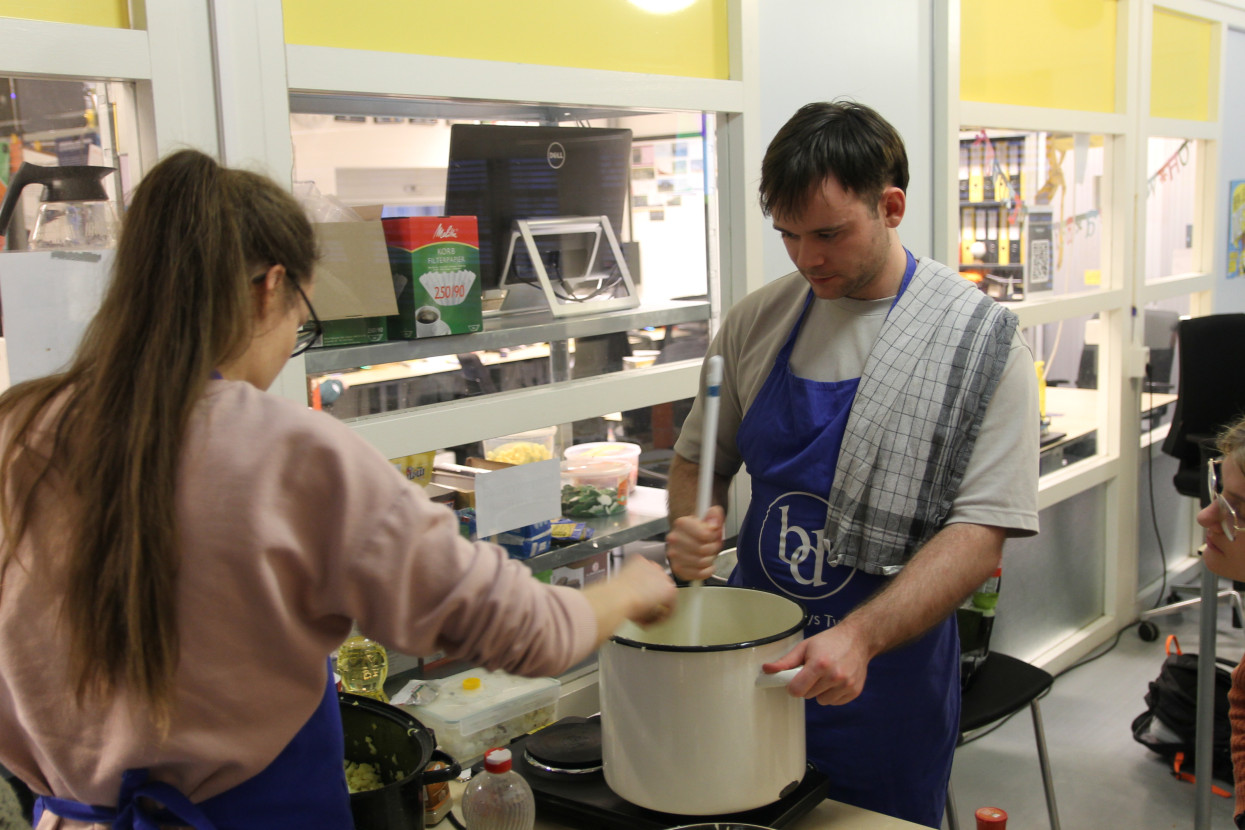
[
  {"xmin": 0, "ymin": 77, "xmax": 137, "ymax": 250},
  {"xmin": 1028, "ymin": 314, "xmax": 1111, "ymax": 475},
  {"xmin": 958, "ymin": 129, "xmax": 1109, "ymax": 301},
  {"xmin": 1145, "ymin": 137, "xmax": 1201, "ymax": 280},
  {"xmin": 309, "ymin": 319, "xmax": 708, "ymax": 420},
  {"xmin": 291, "ymin": 100, "xmax": 715, "ymax": 421}
]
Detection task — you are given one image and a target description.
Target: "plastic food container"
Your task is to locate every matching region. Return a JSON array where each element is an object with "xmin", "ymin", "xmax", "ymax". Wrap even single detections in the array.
[
  {"xmin": 483, "ymin": 427, "xmax": 557, "ymax": 465},
  {"xmin": 405, "ymin": 669, "xmax": 559, "ymax": 766},
  {"xmin": 560, "ymin": 459, "xmax": 631, "ymax": 517},
  {"xmin": 563, "ymin": 442, "xmax": 642, "ymax": 491}
]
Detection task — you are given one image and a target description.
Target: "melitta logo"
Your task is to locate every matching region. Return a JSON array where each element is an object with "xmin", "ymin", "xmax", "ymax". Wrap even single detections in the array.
[
  {"xmin": 433, "ymin": 223, "xmax": 458, "ymax": 239},
  {"xmin": 546, "ymin": 142, "xmax": 566, "ymax": 169}
]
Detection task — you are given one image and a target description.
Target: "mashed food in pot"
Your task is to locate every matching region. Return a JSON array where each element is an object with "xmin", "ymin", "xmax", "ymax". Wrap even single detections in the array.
[{"xmin": 344, "ymin": 760, "xmax": 383, "ymax": 793}]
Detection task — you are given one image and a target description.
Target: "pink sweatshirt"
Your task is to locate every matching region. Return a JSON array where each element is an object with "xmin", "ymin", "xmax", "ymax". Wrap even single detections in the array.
[{"xmin": 0, "ymin": 380, "xmax": 595, "ymax": 824}]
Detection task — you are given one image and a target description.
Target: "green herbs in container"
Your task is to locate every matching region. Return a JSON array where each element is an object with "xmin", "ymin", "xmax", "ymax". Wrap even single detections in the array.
[
  {"xmin": 559, "ymin": 459, "xmax": 631, "ymax": 518},
  {"xmin": 561, "ymin": 484, "xmax": 625, "ymax": 518}
]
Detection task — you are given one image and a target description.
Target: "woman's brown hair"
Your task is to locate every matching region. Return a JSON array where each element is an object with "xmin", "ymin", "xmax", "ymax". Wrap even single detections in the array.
[
  {"xmin": 1219, "ymin": 416, "xmax": 1245, "ymax": 474},
  {"xmin": 0, "ymin": 149, "xmax": 317, "ymax": 728}
]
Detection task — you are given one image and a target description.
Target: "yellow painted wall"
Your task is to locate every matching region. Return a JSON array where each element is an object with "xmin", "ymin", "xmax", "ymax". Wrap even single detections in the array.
[
  {"xmin": 961, "ymin": 0, "xmax": 1118, "ymax": 112},
  {"xmin": 0, "ymin": 1, "xmax": 129, "ymax": 28},
  {"xmin": 1151, "ymin": 8, "xmax": 1214, "ymax": 121},
  {"xmin": 283, "ymin": 0, "xmax": 729, "ymax": 80}
]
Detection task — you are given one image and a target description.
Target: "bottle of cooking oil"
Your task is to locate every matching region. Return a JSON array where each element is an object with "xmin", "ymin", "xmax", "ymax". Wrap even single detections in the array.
[{"xmin": 337, "ymin": 635, "xmax": 389, "ymax": 702}]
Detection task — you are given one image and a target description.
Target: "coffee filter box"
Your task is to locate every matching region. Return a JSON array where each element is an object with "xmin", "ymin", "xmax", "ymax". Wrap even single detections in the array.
[{"xmin": 382, "ymin": 216, "xmax": 483, "ymax": 339}]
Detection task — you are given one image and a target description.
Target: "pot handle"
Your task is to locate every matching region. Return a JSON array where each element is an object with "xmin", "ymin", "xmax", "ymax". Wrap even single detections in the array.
[
  {"xmin": 755, "ymin": 667, "xmax": 801, "ymax": 688},
  {"xmin": 421, "ymin": 750, "xmax": 463, "ymax": 783}
]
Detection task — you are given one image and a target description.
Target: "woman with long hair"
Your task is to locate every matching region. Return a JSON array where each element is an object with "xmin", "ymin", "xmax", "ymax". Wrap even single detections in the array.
[{"xmin": 0, "ymin": 149, "xmax": 675, "ymax": 829}]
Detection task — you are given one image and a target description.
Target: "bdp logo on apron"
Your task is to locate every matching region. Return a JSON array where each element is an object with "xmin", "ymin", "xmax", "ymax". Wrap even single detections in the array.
[{"xmin": 755, "ymin": 490, "xmax": 855, "ymax": 602}]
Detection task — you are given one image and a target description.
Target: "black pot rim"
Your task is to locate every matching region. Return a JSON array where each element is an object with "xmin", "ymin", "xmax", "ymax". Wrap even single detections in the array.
[
  {"xmin": 339, "ymin": 692, "xmax": 445, "ymax": 795},
  {"xmin": 609, "ymin": 585, "xmax": 809, "ymax": 653}
]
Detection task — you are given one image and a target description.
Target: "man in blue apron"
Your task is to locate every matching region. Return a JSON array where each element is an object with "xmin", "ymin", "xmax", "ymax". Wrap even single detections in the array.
[{"xmin": 665, "ymin": 101, "xmax": 1039, "ymax": 828}]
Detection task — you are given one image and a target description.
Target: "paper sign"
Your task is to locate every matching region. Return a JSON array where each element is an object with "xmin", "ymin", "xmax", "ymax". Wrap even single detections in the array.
[
  {"xmin": 313, "ymin": 220, "xmax": 399, "ymax": 320},
  {"xmin": 0, "ymin": 249, "xmax": 113, "ymax": 385},
  {"xmin": 473, "ymin": 459, "xmax": 561, "ymax": 538},
  {"xmin": 1084, "ymin": 269, "xmax": 1101, "ymax": 286}
]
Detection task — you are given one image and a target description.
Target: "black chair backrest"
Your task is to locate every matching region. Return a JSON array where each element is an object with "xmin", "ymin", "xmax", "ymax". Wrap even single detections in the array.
[
  {"xmin": 1076, "ymin": 343, "xmax": 1098, "ymax": 389},
  {"xmin": 1161, "ymin": 313, "xmax": 1245, "ymax": 501}
]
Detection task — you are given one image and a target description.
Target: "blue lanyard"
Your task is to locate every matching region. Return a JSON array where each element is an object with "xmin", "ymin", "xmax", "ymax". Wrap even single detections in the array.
[{"xmin": 886, "ymin": 249, "xmax": 918, "ymax": 318}]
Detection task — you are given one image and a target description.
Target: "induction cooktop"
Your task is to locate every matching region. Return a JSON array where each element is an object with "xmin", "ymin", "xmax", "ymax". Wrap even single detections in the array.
[{"xmin": 509, "ymin": 716, "xmax": 830, "ymax": 830}]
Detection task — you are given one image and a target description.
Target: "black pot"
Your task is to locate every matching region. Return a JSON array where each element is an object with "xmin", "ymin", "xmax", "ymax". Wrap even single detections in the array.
[{"xmin": 339, "ymin": 692, "xmax": 461, "ymax": 830}]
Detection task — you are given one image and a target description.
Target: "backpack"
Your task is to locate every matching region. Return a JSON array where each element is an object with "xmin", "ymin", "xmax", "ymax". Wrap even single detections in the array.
[{"xmin": 1130, "ymin": 635, "xmax": 1235, "ymax": 788}]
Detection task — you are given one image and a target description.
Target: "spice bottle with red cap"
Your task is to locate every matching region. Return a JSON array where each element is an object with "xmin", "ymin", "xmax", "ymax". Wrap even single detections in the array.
[{"xmin": 975, "ymin": 806, "xmax": 1008, "ymax": 829}]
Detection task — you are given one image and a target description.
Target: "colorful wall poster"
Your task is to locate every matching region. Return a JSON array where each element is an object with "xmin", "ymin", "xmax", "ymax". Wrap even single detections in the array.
[{"xmin": 1229, "ymin": 179, "xmax": 1245, "ymax": 279}]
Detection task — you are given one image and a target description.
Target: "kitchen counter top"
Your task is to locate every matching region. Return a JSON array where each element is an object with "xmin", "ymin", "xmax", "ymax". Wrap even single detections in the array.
[{"xmin": 446, "ymin": 779, "xmax": 928, "ymax": 829}]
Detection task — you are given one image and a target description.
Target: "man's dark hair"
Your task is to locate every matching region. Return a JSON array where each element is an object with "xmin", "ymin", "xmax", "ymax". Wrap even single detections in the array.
[{"xmin": 759, "ymin": 100, "xmax": 909, "ymax": 219}]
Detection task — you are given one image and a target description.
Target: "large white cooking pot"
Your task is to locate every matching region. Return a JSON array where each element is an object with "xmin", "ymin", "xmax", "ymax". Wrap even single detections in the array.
[{"xmin": 599, "ymin": 585, "xmax": 808, "ymax": 815}]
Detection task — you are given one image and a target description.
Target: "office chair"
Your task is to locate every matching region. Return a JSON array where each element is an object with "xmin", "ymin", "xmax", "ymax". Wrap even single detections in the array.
[
  {"xmin": 945, "ymin": 653, "xmax": 1062, "ymax": 830},
  {"xmin": 1140, "ymin": 314, "xmax": 1245, "ymax": 636}
]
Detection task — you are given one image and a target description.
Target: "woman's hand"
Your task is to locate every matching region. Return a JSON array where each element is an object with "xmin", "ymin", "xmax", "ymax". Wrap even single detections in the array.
[
  {"xmin": 612, "ymin": 556, "xmax": 679, "ymax": 626},
  {"xmin": 582, "ymin": 556, "xmax": 678, "ymax": 644}
]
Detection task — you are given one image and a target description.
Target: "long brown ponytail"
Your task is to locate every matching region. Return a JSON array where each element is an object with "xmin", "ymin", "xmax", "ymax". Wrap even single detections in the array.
[{"xmin": 0, "ymin": 150, "xmax": 317, "ymax": 728}]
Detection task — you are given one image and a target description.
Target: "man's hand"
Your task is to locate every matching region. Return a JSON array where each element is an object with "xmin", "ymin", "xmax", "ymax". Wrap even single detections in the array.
[
  {"xmin": 760, "ymin": 624, "xmax": 871, "ymax": 706},
  {"xmin": 664, "ymin": 505, "xmax": 725, "ymax": 582}
]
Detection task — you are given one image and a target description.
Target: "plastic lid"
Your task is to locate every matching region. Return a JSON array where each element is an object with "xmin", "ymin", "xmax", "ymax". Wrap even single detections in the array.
[
  {"xmin": 974, "ymin": 806, "xmax": 1007, "ymax": 825},
  {"xmin": 560, "ymin": 459, "xmax": 631, "ymax": 475},
  {"xmin": 462, "ymin": 676, "xmax": 481, "ymax": 691},
  {"xmin": 483, "ymin": 747, "xmax": 512, "ymax": 773}
]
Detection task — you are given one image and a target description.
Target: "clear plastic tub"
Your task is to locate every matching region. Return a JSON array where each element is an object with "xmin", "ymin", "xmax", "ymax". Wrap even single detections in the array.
[
  {"xmin": 562, "ymin": 442, "xmax": 641, "ymax": 491},
  {"xmin": 405, "ymin": 669, "xmax": 559, "ymax": 766},
  {"xmin": 482, "ymin": 426, "xmax": 557, "ymax": 465},
  {"xmin": 560, "ymin": 459, "xmax": 631, "ymax": 516}
]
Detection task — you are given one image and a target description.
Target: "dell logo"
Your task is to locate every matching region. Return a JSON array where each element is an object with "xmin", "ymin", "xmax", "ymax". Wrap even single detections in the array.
[{"xmin": 546, "ymin": 142, "xmax": 566, "ymax": 169}]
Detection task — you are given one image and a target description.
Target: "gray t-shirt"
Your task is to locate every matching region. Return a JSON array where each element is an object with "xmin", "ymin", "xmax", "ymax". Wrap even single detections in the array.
[{"xmin": 676, "ymin": 268, "xmax": 1039, "ymax": 537}]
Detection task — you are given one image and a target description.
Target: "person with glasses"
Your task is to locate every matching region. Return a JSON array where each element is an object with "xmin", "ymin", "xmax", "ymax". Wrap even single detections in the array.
[
  {"xmin": 1198, "ymin": 416, "xmax": 1245, "ymax": 829},
  {"xmin": 0, "ymin": 149, "xmax": 676, "ymax": 830}
]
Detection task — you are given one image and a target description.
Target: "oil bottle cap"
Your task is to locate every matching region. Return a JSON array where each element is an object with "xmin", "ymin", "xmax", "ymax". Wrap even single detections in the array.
[
  {"xmin": 462, "ymin": 676, "xmax": 481, "ymax": 691},
  {"xmin": 483, "ymin": 747, "xmax": 512, "ymax": 773}
]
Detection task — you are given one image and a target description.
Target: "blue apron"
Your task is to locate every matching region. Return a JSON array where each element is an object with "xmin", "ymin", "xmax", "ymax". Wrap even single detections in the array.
[
  {"xmin": 35, "ymin": 663, "xmax": 353, "ymax": 829},
  {"xmin": 730, "ymin": 251, "xmax": 958, "ymax": 828}
]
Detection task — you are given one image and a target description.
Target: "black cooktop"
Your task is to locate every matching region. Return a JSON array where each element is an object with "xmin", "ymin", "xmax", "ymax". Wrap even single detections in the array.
[{"xmin": 509, "ymin": 717, "xmax": 830, "ymax": 830}]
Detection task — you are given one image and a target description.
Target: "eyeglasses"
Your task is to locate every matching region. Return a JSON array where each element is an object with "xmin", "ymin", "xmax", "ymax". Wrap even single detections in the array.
[
  {"xmin": 286, "ymin": 275, "xmax": 322, "ymax": 358},
  {"xmin": 1207, "ymin": 458, "xmax": 1245, "ymax": 542}
]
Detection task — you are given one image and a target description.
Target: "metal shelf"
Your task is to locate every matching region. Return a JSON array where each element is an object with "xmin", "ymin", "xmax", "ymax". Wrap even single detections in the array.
[
  {"xmin": 519, "ymin": 485, "xmax": 668, "ymax": 572},
  {"xmin": 304, "ymin": 298, "xmax": 709, "ymax": 374},
  {"xmin": 290, "ymin": 92, "xmax": 667, "ymax": 125}
]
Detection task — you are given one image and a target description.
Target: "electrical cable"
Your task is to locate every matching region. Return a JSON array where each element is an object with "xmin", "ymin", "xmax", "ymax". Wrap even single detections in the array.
[
  {"xmin": 1056, "ymin": 620, "xmax": 1142, "ymax": 679},
  {"xmin": 958, "ymin": 620, "xmax": 1142, "ymax": 746},
  {"xmin": 506, "ymin": 254, "xmax": 625, "ymax": 304},
  {"xmin": 1146, "ymin": 363, "xmax": 1170, "ymax": 610}
]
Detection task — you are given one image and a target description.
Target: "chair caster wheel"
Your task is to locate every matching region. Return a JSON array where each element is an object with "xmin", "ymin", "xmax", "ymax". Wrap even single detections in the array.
[{"xmin": 1139, "ymin": 621, "xmax": 1160, "ymax": 642}]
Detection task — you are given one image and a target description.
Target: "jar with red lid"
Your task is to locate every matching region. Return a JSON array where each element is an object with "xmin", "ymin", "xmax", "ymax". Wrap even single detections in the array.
[{"xmin": 975, "ymin": 806, "xmax": 1007, "ymax": 829}]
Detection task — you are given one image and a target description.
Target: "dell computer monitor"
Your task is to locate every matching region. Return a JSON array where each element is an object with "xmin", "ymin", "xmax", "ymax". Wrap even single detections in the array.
[{"xmin": 442, "ymin": 124, "xmax": 633, "ymax": 301}]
